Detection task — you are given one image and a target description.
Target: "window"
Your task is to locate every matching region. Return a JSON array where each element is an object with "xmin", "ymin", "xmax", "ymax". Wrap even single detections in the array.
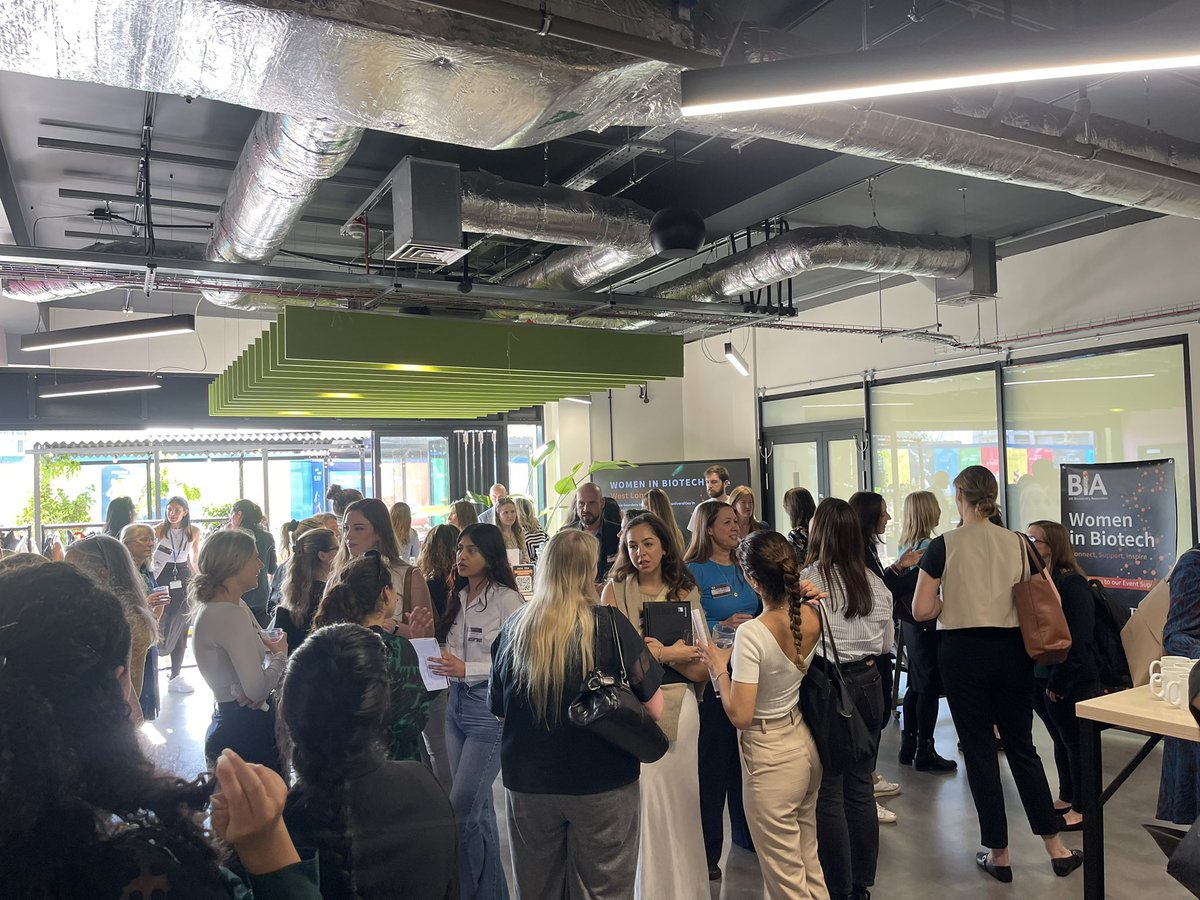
[
  {"xmin": 871, "ymin": 370, "xmax": 1000, "ymax": 554},
  {"xmin": 762, "ymin": 387, "xmax": 865, "ymax": 428},
  {"xmin": 1003, "ymin": 344, "xmax": 1191, "ymax": 555},
  {"xmin": 379, "ymin": 436, "xmax": 451, "ymax": 536},
  {"xmin": 507, "ymin": 423, "xmax": 545, "ymax": 511}
]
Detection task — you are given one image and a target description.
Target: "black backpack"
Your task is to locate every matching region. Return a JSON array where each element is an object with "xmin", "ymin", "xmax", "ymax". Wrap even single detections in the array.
[{"xmin": 1088, "ymin": 579, "xmax": 1133, "ymax": 691}]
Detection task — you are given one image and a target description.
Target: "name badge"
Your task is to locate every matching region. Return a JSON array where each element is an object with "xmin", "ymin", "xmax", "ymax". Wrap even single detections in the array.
[
  {"xmin": 468, "ymin": 626, "xmax": 483, "ymax": 643},
  {"xmin": 711, "ymin": 583, "xmax": 732, "ymax": 598},
  {"xmin": 169, "ymin": 580, "xmax": 183, "ymax": 590}
]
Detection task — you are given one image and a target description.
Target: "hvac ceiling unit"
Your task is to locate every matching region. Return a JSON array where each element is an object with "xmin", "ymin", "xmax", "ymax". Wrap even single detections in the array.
[{"xmin": 387, "ymin": 157, "xmax": 468, "ymax": 266}]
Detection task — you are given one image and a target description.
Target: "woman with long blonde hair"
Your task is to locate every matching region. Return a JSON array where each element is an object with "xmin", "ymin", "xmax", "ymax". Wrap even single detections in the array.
[
  {"xmin": 390, "ymin": 501, "xmax": 421, "ymax": 560},
  {"xmin": 729, "ymin": 485, "xmax": 765, "ymax": 539},
  {"xmin": 491, "ymin": 530, "xmax": 664, "ymax": 899},
  {"xmin": 896, "ymin": 490, "xmax": 956, "ymax": 773}
]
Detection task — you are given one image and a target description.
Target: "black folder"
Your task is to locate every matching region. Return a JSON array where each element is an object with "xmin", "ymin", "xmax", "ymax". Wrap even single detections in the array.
[{"xmin": 642, "ymin": 601, "xmax": 693, "ymax": 646}]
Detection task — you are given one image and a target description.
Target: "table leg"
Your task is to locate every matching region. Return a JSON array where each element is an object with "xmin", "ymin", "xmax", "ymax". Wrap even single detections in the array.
[{"xmin": 1080, "ymin": 717, "xmax": 1104, "ymax": 900}]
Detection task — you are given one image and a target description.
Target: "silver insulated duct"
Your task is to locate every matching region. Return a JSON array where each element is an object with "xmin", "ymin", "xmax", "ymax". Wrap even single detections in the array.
[
  {"xmin": 651, "ymin": 226, "xmax": 971, "ymax": 302},
  {"xmin": 202, "ymin": 113, "xmax": 362, "ymax": 309}
]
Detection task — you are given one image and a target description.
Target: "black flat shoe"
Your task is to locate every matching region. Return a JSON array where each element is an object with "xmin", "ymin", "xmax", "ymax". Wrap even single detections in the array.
[
  {"xmin": 1057, "ymin": 814, "xmax": 1084, "ymax": 832},
  {"xmin": 1052, "ymin": 849, "xmax": 1084, "ymax": 877},
  {"xmin": 708, "ymin": 865, "xmax": 722, "ymax": 881},
  {"xmin": 976, "ymin": 851, "xmax": 1013, "ymax": 883}
]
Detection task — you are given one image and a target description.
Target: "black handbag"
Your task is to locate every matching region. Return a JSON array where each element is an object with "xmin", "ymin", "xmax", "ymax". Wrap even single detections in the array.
[
  {"xmin": 798, "ymin": 601, "xmax": 878, "ymax": 776},
  {"xmin": 568, "ymin": 607, "xmax": 669, "ymax": 764}
]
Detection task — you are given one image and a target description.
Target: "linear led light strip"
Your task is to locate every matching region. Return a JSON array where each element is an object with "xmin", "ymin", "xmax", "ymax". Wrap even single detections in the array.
[
  {"xmin": 38, "ymin": 376, "xmax": 163, "ymax": 398},
  {"xmin": 21, "ymin": 314, "xmax": 196, "ymax": 352},
  {"xmin": 680, "ymin": 20, "xmax": 1200, "ymax": 117}
]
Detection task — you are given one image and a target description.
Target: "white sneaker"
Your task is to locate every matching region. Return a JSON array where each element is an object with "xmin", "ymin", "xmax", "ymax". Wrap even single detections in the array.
[
  {"xmin": 873, "ymin": 778, "xmax": 902, "ymax": 798},
  {"xmin": 876, "ymin": 801, "xmax": 898, "ymax": 824},
  {"xmin": 167, "ymin": 674, "xmax": 195, "ymax": 694}
]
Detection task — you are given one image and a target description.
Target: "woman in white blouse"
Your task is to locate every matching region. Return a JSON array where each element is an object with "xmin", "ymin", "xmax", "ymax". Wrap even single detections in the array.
[
  {"xmin": 800, "ymin": 498, "xmax": 894, "ymax": 900},
  {"xmin": 700, "ymin": 530, "xmax": 827, "ymax": 900},
  {"xmin": 190, "ymin": 529, "xmax": 288, "ymax": 773},
  {"xmin": 428, "ymin": 523, "xmax": 524, "ymax": 900}
]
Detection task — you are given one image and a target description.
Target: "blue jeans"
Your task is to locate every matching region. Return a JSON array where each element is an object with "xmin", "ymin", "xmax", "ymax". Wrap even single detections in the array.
[{"xmin": 447, "ymin": 681, "xmax": 509, "ymax": 900}]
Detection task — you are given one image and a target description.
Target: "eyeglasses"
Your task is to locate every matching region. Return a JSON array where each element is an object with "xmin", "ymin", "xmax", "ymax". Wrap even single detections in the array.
[{"xmin": 1025, "ymin": 534, "xmax": 1048, "ymax": 545}]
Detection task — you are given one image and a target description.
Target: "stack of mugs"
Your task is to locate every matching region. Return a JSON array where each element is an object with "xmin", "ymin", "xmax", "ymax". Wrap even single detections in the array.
[{"xmin": 1149, "ymin": 656, "xmax": 1198, "ymax": 711}]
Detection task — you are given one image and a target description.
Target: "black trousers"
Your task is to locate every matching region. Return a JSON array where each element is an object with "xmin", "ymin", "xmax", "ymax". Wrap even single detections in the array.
[
  {"xmin": 1033, "ymin": 677, "xmax": 1101, "ymax": 811},
  {"xmin": 698, "ymin": 682, "xmax": 754, "ymax": 866},
  {"xmin": 205, "ymin": 699, "xmax": 282, "ymax": 775},
  {"xmin": 940, "ymin": 628, "xmax": 1059, "ymax": 849},
  {"xmin": 901, "ymin": 621, "xmax": 944, "ymax": 743},
  {"xmin": 817, "ymin": 660, "xmax": 885, "ymax": 895}
]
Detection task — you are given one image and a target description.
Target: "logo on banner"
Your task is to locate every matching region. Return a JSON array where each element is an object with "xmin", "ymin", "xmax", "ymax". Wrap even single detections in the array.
[{"xmin": 1065, "ymin": 472, "xmax": 1108, "ymax": 497}]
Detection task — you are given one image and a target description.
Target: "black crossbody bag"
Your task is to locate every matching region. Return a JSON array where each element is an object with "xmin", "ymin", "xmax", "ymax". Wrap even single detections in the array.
[
  {"xmin": 568, "ymin": 607, "xmax": 669, "ymax": 764},
  {"xmin": 798, "ymin": 601, "xmax": 877, "ymax": 776}
]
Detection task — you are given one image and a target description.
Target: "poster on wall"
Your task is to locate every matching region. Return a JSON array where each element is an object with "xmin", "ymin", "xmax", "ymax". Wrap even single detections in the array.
[
  {"xmin": 589, "ymin": 458, "xmax": 752, "ymax": 532},
  {"xmin": 1060, "ymin": 460, "xmax": 1177, "ymax": 611}
]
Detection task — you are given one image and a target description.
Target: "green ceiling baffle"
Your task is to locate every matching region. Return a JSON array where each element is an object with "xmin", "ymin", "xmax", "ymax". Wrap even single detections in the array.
[{"xmin": 209, "ymin": 308, "xmax": 684, "ymax": 419}]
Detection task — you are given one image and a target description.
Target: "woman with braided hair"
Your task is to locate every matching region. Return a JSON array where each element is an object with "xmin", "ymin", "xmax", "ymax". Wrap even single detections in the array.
[
  {"xmin": 801, "ymin": 498, "xmax": 894, "ymax": 900},
  {"xmin": 282, "ymin": 623, "xmax": 458, "ymax": 899},
  {"xmin": 698, "ymin": 530, "xmax": 827, "ymax": 900}
]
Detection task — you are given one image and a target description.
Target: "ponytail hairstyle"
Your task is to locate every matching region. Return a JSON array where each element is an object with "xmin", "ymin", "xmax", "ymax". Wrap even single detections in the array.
[
  {"xmin": 436, "ymin": 523, "xmax": 518, "ymax": 643},
  {"xmin": 954, "ymin": 465, "xmax": 1002, "ymax": 521},
  {"xmin": 807, "ymin": 497, "xmax": 873, "ymax": 619},
  {"xmin": 65, "ymin": 534, "xmax": 158, "ymax": 641},
  {"xmin": 230, "ymin": 498, "xmax": 265, "ymax": 531},
  {"xmin": 326, "ymin": 485, "xmax": 364, "ymax": 518},
  {"xmin": 0, "ymin": 563, "xmax": 218, "ymax": 894},
  {"xmin": 280, "ymin": 514, "xmax": 338, "ymax": 560},
  {"xmin": 280, "ymin": 528, "xmax": 338, "ymax": 629},
  {"xmin": 282, "ymin": 623, "xmax": 390, "ymax": 897},
  {"xmin": 189, "ymin": 529, "xmax": 257, "ymax": 609},
  {"xmin": 736, "ymin": 530, "xmax": 815, "ymax": 671},
  {"xmin": 104, "ymin": 496, "xmax": 137, "ymax": 538},
  {"xmin": 312, "ymin": 552, "xmax": 392, "ymax": 629}
]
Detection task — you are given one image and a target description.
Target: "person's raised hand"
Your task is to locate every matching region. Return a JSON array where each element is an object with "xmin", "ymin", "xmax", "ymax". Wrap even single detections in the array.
[{"xmin": 211, "ymin": 749, "xmax": 299, "ymax": 875}]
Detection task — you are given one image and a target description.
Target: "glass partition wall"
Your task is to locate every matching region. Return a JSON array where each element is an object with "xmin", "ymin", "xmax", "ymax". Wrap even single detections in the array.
[{"xmin": 760, "ymin": 339, "xmax": 1196, "ymax": 558}]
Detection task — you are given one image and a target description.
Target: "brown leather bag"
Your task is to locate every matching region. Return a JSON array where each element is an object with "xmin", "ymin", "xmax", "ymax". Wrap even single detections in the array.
[{"xmin": 1012, "ymin": 533, "xmax": 1072, "ymax": 665}]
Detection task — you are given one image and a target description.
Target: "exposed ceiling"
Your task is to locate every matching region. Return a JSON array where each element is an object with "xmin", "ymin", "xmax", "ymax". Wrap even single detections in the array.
[{"xmin": 0, "ymin": 0, "xmax": 1198, "ymax": 351}]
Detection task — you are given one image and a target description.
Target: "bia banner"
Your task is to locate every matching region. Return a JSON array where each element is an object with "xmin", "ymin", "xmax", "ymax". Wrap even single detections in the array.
[{"xmin": 1060, "ymin": 459, "xmax": 1177, "ymax": 610}]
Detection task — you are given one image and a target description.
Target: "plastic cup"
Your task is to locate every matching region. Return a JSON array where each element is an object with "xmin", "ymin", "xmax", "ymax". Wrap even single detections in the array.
[
  {"xmin": 712, "ymin": 624, "xmax": 737, "ymax": 649},
  {"xmin": 260, "ymin": 628, "xmax": 283, "ymax": 641}
]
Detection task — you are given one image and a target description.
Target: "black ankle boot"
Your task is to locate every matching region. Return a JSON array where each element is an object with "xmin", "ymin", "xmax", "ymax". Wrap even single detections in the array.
[
  {"xmin": 850, "ymin": 887, "xmax": 872, "ymax": 900},
  {"xmin": 914, "ymin": 740, "xmax": 958, "ymax": 772},
  {"xmin": 899, "ymin": 730, "xmax": 917, "ymax": 766}
]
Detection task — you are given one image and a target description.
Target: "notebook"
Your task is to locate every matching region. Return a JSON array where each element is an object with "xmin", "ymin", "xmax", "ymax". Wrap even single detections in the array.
[{"xmin": 642, "ymin": 601, "xmax": 693, "ymax": 646}]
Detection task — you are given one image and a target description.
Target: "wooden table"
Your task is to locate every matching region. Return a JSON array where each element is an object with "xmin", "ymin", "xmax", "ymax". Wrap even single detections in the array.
[{"xmin": 1076, "ymin": 685, "xmax": 1200, "ymax": 899}]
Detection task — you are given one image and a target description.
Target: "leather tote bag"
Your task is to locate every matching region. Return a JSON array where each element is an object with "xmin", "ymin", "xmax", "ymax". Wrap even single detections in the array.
[
  {"xmin": 568, "ymin": 607, "xmax": 669, "ymax": 764},
  {"xmin": 1013, "ymin": 533, "xmax": 1072, "ymax": 665},
  {"xmin": 798, "ymin": 601, "xmax": 877, "ymax": 776}
]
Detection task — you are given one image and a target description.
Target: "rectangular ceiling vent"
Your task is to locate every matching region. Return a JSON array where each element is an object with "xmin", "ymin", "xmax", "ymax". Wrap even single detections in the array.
[{"xmin": 388, "ymin": 157, "xmax": 468, "ymax": 266}]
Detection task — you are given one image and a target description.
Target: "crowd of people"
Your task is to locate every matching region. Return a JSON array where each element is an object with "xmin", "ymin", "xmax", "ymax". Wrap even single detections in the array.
[{"xmin": 4, "ymin": 462, "xmax": 1169, "ymax": 899}]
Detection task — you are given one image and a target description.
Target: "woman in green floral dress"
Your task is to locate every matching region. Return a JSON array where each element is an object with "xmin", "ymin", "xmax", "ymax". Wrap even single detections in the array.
[{"xmin": 313, "ymin": 551, "xmax": 433, "ymax": 761}]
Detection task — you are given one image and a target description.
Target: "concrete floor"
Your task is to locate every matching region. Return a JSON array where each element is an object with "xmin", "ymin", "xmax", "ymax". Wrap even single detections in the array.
[{"xmin": 147, "ymin": 652, "xmax": 1192, "ymax": 899}]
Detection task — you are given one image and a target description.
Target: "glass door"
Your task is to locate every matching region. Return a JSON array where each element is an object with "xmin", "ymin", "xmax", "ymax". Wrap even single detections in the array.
[
  {"xmin": 764, "ymin": 422, "xmax": 867, "ymax": 529},
  {"xmin": 379, "ymin": 435, "xmax": 452, "ymax": 537}
]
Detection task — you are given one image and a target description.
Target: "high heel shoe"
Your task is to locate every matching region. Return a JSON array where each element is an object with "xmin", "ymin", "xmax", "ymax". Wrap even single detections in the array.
[
  {"xmin": 1052, "ymin": 849, "xmax": 1084, "ymax": 876},
  {"xmin": 976, "ymin": 851, "xmax": 1013, "ymax": 883}
]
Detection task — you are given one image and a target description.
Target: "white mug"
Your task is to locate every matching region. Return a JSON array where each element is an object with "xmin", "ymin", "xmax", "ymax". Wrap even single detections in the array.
[
  {"xmin": 1149, "ymin": 656, "xmax": 1193, "ymax": 679},
  {"xmin": 1151, "ymin": 673, "xmax": 1183, "ymax": 705}
]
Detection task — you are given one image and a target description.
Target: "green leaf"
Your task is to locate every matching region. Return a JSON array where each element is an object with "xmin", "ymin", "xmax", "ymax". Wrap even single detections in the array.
[
  {"xmin": 465, "ymin": 491, "xmax": 490, "ymax": 506},
  {"xmin": 530, "ymin": 440, "xmax": 556, "ymax": 468},
  {"xmin": 553, "ymin": 473, "xmax": 578, "ymax": 496},
  {"xmin": 586, "ymin": 460, "xmax": 637, "ymax": 475}
]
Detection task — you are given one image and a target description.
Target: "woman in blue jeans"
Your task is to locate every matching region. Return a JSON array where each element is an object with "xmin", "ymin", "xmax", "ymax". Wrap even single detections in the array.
[
  {"xmin": 801, "ymin": 498, "xmax": 895, "ymax": 900},
  {"xmin": 429, "ymin": 523, "xmax": 524, "ymax": 899}
]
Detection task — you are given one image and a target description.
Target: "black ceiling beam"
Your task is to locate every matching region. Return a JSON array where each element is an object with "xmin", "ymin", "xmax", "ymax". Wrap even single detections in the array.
[
  {"xmin": 0, "ymin": 128, "xmax": 31, "ymax": 246},
  {"xmin": 38, "ymin": 137, "xmax": 380, "ymax": 190},
  {"xmin": 776, "ymin": 0, "xmax": 839, "ymax": 32},
  {"xmin": 57, "ymin": 188, "xmax": 346, "ymax": 228}
]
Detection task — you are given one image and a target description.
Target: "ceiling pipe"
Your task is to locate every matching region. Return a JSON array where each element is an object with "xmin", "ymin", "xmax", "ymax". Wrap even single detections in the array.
[{"xmin": 650, "ymin": 226, "xmax": 971, "ymax": 302}]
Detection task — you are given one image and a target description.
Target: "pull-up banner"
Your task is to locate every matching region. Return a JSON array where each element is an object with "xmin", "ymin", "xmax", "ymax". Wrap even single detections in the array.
[{"xmin": 1060, "ymin": 459, "xmax": 1176, "ymax": 610}]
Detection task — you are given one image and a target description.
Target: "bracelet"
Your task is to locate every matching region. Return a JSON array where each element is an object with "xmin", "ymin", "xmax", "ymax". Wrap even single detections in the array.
[{"xmin": 717, "ymin": 671, "xmax": 731, "ymax": 681}]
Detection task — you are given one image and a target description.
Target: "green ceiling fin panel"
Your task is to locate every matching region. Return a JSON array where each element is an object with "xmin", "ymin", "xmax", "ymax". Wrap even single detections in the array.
[{"xmin": 211, "ymin": 308, "xmax": 684, "ymax": 420}]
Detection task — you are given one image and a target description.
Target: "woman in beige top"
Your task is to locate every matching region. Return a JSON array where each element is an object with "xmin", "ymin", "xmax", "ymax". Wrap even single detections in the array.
[
  {"xmin": 602, "ymin": 512, "xmax": 709, "ymax": 900},
  {"xmin": 913, "ymin": 465, "xmax": 1081, "ymax": 882}
]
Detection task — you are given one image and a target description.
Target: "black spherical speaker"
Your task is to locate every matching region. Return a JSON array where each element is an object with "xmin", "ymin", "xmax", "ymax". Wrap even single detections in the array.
[{"xmin": 650, "ymin": 208, "xmax": 706, "ymax": 259}]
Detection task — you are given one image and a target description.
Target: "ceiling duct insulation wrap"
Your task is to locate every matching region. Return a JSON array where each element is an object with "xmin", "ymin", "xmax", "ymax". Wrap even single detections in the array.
[
  {"xmin": 461, "ymin": 171, "xmax": 652, "ymax": 251},
  {"xmin": 0, "ymin": 0, "xmax": 700, "ymax": 150},
  {"xmin": 203, "ymin": 113, "xmax": 363, "ymax": 310},
  {"xmin": 651, "ymin": 226, "xmax": 972, "ymax": 303},
  {"xmin": 2, "ymin": 240, "xmax": 205, "ymax": 303}
]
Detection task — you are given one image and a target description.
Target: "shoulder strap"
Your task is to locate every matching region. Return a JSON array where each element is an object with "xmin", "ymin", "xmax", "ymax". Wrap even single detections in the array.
[
  {"xmin": 606, "ymin": 606, "xmax": 630, "ymax": 685},
  {"xmin": 402, "ymin": 564, "xmax": 416, "ymax": 614}
]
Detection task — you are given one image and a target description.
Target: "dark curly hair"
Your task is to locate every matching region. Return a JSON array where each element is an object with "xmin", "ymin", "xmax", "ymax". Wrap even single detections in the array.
[
  {"xmin": 282, "ymin": 623, "xmax": 391, "ymax": 898},
  {"xmin": 609, "ymin": 512, "xmax": 696, "ymax": 598},
  {"xmin": 0, "ymin": 563, "xmax": 218, "ymax": 894}
]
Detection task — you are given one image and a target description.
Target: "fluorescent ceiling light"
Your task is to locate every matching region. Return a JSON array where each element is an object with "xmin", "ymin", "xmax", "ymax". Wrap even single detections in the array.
[
  {"xmin": 562, "ymin": 396, "xmax": 593, "ymax": 405},
  {"xmin": 21, "ymin": 314, "xmax": 196, "ymax": 352},
  {"xmin": 1005, "ymin": 373, "xmax": 1155, "ymax": 387},
  {"xmin": 38, "ymin": 376, "xmax": 163, "ymax": 399},
  {"xmin": 680, "ymin": 19, "xmax": 1200, "ymax": 116},
  {"xmin": 725, "ymin": 342, "xmax": 749, "ymax": 377}
]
